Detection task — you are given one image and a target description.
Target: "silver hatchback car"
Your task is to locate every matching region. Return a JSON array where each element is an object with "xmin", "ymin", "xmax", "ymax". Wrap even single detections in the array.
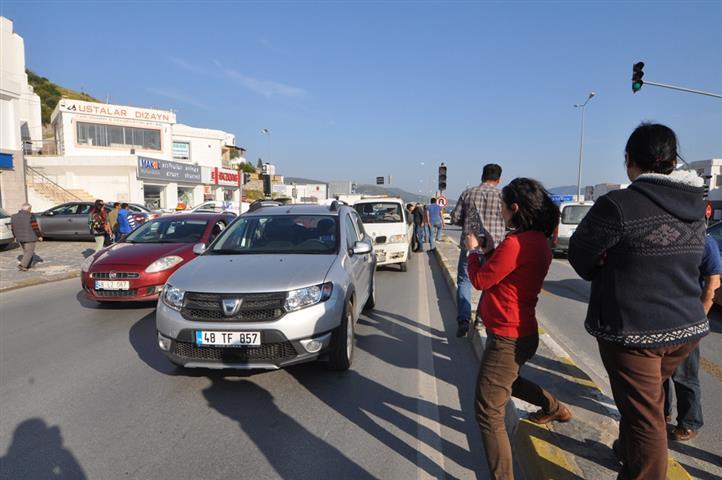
[{"xmin": 156, "ymin": 202, "xmax": 376, "ymax": 371}]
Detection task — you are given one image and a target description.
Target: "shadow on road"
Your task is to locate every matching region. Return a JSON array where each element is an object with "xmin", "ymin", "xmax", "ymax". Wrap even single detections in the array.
[
  {"xmin": 543, "ymin": 278, "xmax": 590, "ymax": 303},
  {"xmin": 74, "ymin": 290, "xmax": 156, "ymax": 311},
  {"xmin": 202, "ymin": 377, "xmax": 375, "ymax": 479},
  {"xmin": 0, "ymin": 418, "xmax": 86, "ymax": 480}
]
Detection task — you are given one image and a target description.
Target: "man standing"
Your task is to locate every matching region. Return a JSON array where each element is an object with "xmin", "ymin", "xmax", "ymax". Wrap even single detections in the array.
[
  {"xmin": 108, "ymin": 202, "xmax": 121, "ymax": 241},
  {"xmin": 451, "ymin": 164, "xmax": 505, "ymax": 337},
  {"xmin": 664, "ymin": 233, "xmax": 722, "ymax": 441},
  {"xmin": 412, "ymin": 203, "xmax": 426, "ymax": 252},
  {"xmin": 117, "ymin": 203, "xmax": 133, "ymax": 239},
  {"xmin": 426, "ymin": 197, "xmax": 444, "ymax": 251},
  {"xmin": 11, "ymin": 203, "xmax": 43, "ymax": 271}
]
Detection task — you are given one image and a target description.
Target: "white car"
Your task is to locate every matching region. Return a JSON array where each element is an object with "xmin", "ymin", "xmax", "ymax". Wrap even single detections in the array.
[
  {"xmin": 353, "ymin": 197, "xmax": 413, "ymax": 271},
  {"xmin": 551, "ymin": 201, "xmax": 594, "ymax": 254},
  {"xmin": 186, "ymin": 201, "xmax": 249, "ymax": 215},
  {"xmin": 443, "ymin": 211, "xmax": 452, "ymax": 225},
  {"xmin": 0, "ymin": 208, "xmax": 13, "ymax": 249}
]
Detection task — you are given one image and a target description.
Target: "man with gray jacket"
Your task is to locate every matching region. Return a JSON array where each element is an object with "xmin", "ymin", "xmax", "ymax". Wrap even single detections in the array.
[{"xmin": 11, "ymin": 203, "xmax": 43, "ymax": 271}]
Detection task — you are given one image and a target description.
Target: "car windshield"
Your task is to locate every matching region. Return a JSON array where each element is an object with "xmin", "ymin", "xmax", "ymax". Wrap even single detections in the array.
[
  {"xmin": 354, "ymin": 202, "xmax": 403, "ymax": 223},
  {"xmin": 209, "ymin": 215, "xmax": 338, "ymax": 255},
  {"xmin": 125, "ymin": 218, "xmax": 208, "ymax": 244},
  {"xmin": 561, "ymin": 205, "xmax": 592, "ymax": 225}
]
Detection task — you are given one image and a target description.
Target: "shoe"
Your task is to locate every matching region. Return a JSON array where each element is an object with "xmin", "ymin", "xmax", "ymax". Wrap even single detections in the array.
[
  {"xmin": 665, "ymin": 415, "xmax": 672, "ymax": 423},
  {"xmin": 528, "ymin": 404, "xmax": 573, "ymax": 425},
  {"xmin": 611, "ymin": 439, "xmax": 623, "ymax": 464},
  {"xmin": 17, "ymin": 265, "xmax": 28, "ymax": 271},
  {"xmin": 456, "ymin": 321, "xmax": 469, "ymax": 338},
  {"xmin": 670, "ymin": 426, "xmax": 698, "ymax": 442}
]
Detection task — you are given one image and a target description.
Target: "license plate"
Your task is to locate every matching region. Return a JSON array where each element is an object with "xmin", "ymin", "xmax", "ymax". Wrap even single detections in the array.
[
  {"xmin": 195, "ymin": 331, "xmax": 261, "ymax": 347},
  {"xmin": 95, "ymin": 280, "xmax": 130, "ymax": 290}
]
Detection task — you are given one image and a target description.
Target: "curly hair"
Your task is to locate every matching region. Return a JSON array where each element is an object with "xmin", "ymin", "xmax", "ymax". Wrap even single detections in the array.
[{"xmin": 502, "ymin": 178, "xmax": 560, "ymax": 237}]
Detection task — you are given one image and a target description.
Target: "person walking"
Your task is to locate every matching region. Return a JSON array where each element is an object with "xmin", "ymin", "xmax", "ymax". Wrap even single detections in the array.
[
  {"xmin": 663, "ymin": 233, "xmax": 721, "ymax": 442},
  {"xmin": 88, "ymin": 200, "xmax": 111, "ymax": 252},
  {"xmin": 10, "ymin": 203, "xmax": 43, "ymax": 271},
  {"xmin": 451, "ymin": 163, "xmax": 505, "ymax": 337},
  {"xmin": 412, "ymin": 203, "xmax": 426, "ymax": 252},
  {"xmin": 467, "ymin": 178, "xmax": 571, "ymax": 479},
  {"xmin": 426, "ymin": 197, "xmax": 444, "ymax": 251},
  {"xmin": 406, "ymin": 203, "xmax": 418, "ymax": 251},
  {"xmin": 116, "ymin": 203, "xmax": 133, "ymax": 240},
  {"xmin": 107, "ymin": 202, "xmax": 121, "ymax": 241},
  {"xmin": 569, "ymin": 123, "xmax": 709, "ymax": 479}
]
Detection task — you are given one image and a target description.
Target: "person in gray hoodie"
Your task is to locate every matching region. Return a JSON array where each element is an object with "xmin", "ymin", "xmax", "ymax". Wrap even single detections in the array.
[{"xmin": 10, "ymin": 203, "xmax": 43, "ymax": 271}]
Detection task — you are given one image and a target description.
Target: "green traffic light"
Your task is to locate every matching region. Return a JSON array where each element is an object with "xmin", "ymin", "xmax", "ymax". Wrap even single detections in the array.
[{"xmin": 632, "ymin": 81, "xmax": 643, "ymax": 93}]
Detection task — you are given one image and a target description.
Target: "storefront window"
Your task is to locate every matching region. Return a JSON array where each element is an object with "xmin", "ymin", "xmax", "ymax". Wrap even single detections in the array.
[{"xmin": 77, "ymin": 122, "xmax": 161, "ymax": 150}]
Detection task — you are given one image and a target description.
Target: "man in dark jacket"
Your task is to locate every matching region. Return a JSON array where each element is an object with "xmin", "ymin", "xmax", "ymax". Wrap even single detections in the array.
[{"xmin": 11, "ymin": 203, "xmax": 43, "ymax": 271}]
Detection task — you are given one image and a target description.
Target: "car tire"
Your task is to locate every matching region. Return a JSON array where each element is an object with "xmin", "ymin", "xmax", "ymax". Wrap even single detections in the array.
[
  {"xmin": 328, "ymin": 300, "xmax": 354, "ymax": 371},
  {"xmin": 400, "ymin": 261, "xmax": 408, "ymax": 272},
  {"xmin": 364, "ymin": 275, "xmax": 376, "ymax": 311}
]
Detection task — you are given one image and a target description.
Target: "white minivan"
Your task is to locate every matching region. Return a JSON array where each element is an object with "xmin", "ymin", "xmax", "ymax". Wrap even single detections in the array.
[
  {"xmin": 551, "ymin": 201, "xmax": 594, "ymax": 254},
  {"xmin": 353, "ymin": 197, "xmax": 413, "ymax": 272}
]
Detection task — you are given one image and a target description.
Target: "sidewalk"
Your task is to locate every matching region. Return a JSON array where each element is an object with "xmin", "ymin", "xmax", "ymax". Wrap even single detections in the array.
[
  {"xmin": 0, "ymin": 240, "xmax": 91, "ymax": 292},
  {"xmin": 432, "ymin": 236, "xmax": 692, "ymax": 480}
]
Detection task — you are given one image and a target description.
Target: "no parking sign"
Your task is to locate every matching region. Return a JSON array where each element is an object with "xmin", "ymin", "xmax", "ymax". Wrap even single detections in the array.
[{"xmin": 436, "ymin": 195, "xmax": 448, "ymax": 208}]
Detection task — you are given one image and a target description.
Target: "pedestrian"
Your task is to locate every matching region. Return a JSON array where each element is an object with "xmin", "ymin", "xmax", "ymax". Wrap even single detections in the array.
[
  {"xmin": 467, "ymin": 177, "xmax": 571, "ymax": 480},
  {"xmin": 569, "ymin": 123, "xmax": 709, "ymax": 479},
  {"xmin": 412, "ymin": 203, "xmax": 426, "ymax": 252},
  {"xmin": 116, "ymin": 203, "xmax": 133, "ymax": 240},
  {"xmin": 107, "ymin": 202, "xmax": 121, "ymax": 241},
  {"xmin": 406, "ymin": 203, "xmax": 418, "ymax": 251},
  {"xmin": 426, "ymin": 197, "xmax": 444, "ymax": 251},
  {"xmin": 663, "ymin": 233, "xmax": 721, "ymax": 442},
  {"xmin": 10, "ymin": 203, "xmax": 43, "ymax": 271},
  {"xmin": 451, "ymin": 163, "xmax": 505, "ymax": 337},
  {"xmin": 88, "ymin": 199, "xmax": 111, "ymax": 252}
]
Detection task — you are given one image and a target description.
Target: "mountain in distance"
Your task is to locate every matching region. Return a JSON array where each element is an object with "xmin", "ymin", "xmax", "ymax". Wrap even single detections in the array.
[
  {"xmin": 284, "ymin": 177, "xmax": 431, "ymax": 204},
  {"xmin": 547, "ymin": 185, "xmax": 578, "ymax": 195},
  {"xmin": 26, "ymin": 69, "xmax": 99, "ymax": 125},
  {"xmin": 284, "ymin": 177, "xmax": 326, "ymax": 185}
]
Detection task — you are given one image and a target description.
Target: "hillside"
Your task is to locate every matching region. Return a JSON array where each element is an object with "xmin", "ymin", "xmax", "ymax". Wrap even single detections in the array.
[{"xmin": 26, "ymin": 69, "xmax": 99, "ymax": 124}]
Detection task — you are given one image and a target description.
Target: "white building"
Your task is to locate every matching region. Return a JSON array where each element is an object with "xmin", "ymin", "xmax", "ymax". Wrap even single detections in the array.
[
  {"xmin": 27, "ymin": 98, "xmax": 246, "ymax": 211},
  {"xmin": 275, "ymin": 183, "xmax": 328, "ymax": 203},
  {"xmin": 0, "ymin": 17, "xmax": 43, "ymax": 210}
]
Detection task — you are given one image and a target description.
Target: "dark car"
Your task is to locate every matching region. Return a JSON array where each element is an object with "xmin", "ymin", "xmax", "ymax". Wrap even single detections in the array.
[
  {"xmin": 37, "ymin": 201, "xmax": 149, "ymax": 240},
  {"xmin": 81, "ymin": 213, "xmax": 234, "ymax": 303}
]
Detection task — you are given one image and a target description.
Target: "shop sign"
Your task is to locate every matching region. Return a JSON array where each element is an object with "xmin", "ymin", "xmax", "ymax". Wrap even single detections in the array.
[
  {"xmin": 0, "ymin": 153, "xmax": 13, "ymax": 169},
  {"xmin": 137, "ymin": 156, "xmax": 201, "ymax": 183},
  {"xmin": 211, "ymin": 168, "xmax": 240, "ymax": 187},
  {"xmin": 172, "ymin": 142, "xmax": 190, "ymax": 160},
  {"xmin": 58, "ymin": 99, "xmax": 176, "ymax": 123}
]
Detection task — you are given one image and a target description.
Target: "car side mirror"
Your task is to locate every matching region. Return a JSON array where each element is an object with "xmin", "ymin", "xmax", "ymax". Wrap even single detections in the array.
[
  {"xmin": 192, "ymin": 243, "xmax": 207, "ymax": 255},
  {"xmin": 351, "ymin": 241, "xmax": 373, "ymax": 256},
  {"xmin": 45, "ymin": 211, "xmax": 55, "ymax": 216}
]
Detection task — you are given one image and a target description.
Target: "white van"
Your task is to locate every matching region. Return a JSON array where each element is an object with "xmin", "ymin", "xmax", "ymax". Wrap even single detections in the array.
[
  {"xmin": 353, "ymin": 197, "xmax": 413, "ymax": 272},
  {"xmin": 551, "ymin": 201, "xmax": 594, "ymax": 254}
]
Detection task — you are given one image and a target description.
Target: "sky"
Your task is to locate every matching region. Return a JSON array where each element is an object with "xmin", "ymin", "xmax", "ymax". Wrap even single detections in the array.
[{"xmin": 3, "ymin": 0, "xmax": 721, "ymax": 199}]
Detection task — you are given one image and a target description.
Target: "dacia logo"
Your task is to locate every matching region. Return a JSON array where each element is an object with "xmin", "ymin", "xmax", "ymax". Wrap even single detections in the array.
[{"xmin": 222, "ymin": 298, "xmax": 243, "ymax": 316}]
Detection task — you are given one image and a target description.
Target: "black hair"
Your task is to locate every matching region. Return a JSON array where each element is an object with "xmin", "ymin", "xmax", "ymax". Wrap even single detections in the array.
[
  {"xmin": 625, "ymin": 123, "xmax": 678, "ymax": 175},
  {"xmin": 120, "ymin": 203, "xmax": 129, "ymax": 209},
  {"xmin": 430, "ymin": 197, "xmax": 437, "ymax": 204},
  {"xmin": 501, "ymin": 178, "xmax": 559, "ymax": 237},
  {"xmin": 482, "ymin": 163, "xmax": 502, "ymax": 182},
  {"xmin": 113, "ymin": 202, "xmax": 120, "ymax": 208}
]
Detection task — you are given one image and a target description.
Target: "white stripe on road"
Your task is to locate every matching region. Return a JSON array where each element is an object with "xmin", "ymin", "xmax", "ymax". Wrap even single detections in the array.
[{"xmin": 415, "ymin": 254, "xmax": 446, "ymax": 479}]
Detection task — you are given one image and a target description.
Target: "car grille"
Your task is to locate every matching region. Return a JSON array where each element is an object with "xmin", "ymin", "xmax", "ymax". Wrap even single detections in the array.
[
  {"xmin": 181, "ymin": 292, "xmax": 287, "ymax": 322},
  {"xmin": 94, "ymin": 289, "xmax": 138, "ymax": 297},
  {"xmin": 171, "ymin": 341, "xmax": 297, "ymax": 362},
  {"xmin": 91, "ymin": 272, "xmax": 140, "ymax": 279}
]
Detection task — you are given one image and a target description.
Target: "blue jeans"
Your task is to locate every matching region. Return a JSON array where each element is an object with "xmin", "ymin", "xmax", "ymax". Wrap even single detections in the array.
[
  {"xmin": 414, "ymin": 224, "xmax": 426, "ymax": 251},
  {"xmin": 429, "ymin": 223, "xmax": 442, "ymax": 250},
  {"xmin": 456, "ymin": 247, "xmax": 471, "ymax": 324},
  {"xmin": 663, "ymin": 346, "xmax": 703, "ymax": 430}
]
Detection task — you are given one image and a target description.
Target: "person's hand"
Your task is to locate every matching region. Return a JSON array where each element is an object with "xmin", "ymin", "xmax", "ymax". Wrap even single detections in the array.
[
  {"xmin": 38, "ymin": 236, "xmax": 43, "ymax": 242},
  {"xmin": 465, "ymin": 233, "xmax": 479, "ymax": 251}
]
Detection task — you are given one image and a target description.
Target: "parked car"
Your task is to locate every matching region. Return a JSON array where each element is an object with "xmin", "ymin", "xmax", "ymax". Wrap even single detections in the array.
[
  {"xmin": 36, "ymin": 202, "xmax": 96, "ymax": 239},
  {"xmin": 81, "ymin": 213, "xmax": 234, "ymax": 303},
  {"xmin": 185, "ymin": 201, "xmax": 249, "ymax": 215},
  {"xmin": 550, "ymin": 201, "xmax": 594, "ymax": 255},
  {"xmin": 0, "ymin": 208, "xmax": 13, "ymax": 249},
  {"xmin": 353, "ymin": 197, "xmax": 412, "ymax": 272},
  {"xmin": 156, "ymin": 202, "xmax": 375, "ymax": 371},
  {"xmin": 443, "ymin": 211, "xmax": 452, "ymax": 225}
]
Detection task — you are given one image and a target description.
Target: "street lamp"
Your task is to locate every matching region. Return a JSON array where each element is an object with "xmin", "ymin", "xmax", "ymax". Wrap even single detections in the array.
[
  {"xmin": 574, "ymin": 91, "xmax": 595, "ymax": 200},
  {"xmin": 261, "ymin": 128, "xmax": 271, "ymax": 165}
]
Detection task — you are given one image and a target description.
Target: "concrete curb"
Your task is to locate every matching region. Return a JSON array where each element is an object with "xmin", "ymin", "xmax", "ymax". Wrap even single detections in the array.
[
  {"xmin": 0, "ymin": 270, "xmax": 81, "ymax": 293},
  {"xmin": 431, "ymin": 239, "xmax": 692, "ymax": 480}
]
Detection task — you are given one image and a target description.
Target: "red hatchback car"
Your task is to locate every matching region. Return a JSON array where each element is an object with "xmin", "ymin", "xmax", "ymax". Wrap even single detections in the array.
[{"xmin": 81, "ymin": 213, "xmax": 235, "ymax": 303}]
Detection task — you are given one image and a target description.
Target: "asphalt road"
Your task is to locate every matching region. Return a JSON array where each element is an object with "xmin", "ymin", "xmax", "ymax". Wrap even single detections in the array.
[{"xmin": 0, "ymin": 250, "xmax": 490, "ymax": 479}]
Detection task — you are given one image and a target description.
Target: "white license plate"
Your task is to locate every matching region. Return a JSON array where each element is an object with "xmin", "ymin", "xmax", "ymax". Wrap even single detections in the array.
[
  {"xmin": 195, "ymin": 331, "xmax": 261, "ymax": 347},
  {"xmin": 95, "ymin": 280, "xmax": 130, "ymax": 290}
]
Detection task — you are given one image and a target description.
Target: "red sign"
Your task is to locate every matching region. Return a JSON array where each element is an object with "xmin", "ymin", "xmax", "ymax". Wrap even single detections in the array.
[
  {"xmin": 436, "ymin": 195, "xmax": 448, "ymax": 208},
  {"xmin": 706, "ymin": 202, "xmax": 713, "ymax": 219},
  {"xmin": 211, "ymin": 168, "xmax": 240, "ymax": 187}
]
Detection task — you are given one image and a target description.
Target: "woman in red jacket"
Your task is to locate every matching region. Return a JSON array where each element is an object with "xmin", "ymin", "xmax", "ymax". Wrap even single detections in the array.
[{"xmin": 466, "ymin": 178, "xmax": 571, "ymax": 479}]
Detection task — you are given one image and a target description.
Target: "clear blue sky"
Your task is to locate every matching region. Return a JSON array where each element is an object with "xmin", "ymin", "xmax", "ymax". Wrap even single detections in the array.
[{"xmin": 3, "ymin": 1, "xmax": 721, "ymax": 199}]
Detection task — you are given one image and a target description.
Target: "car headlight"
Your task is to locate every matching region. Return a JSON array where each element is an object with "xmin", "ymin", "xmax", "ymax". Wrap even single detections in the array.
[
  {"xmin": 284, "ymin": 282, "xmax": 333, "ymax": 312},
  {"xmin": 162, "ymin": 284, "xmax": 185, "ymax": 310},
  {"xmin": 145, "ymin": 256, "xmax": 184, "ymax": 273},
  {"xmin": 81, "ymin": 255, "xmax": 95, "ymax": 272},
  {"xmin": 388, "ymin": 234, "xmax": 406, "ymax": 244}
]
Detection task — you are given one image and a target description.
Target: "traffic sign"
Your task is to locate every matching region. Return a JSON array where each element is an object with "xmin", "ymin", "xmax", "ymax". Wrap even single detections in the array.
[
  {"xmin": 436, "ymin": 195, "xmax": 448, "ymax": 208},
  {"xmin": 706, "ymin": 202, "xmax": 712, "ymax": 219},
  {"xmin": 376, "ymin": 176, "xmax": 384, "ymax": 185}
]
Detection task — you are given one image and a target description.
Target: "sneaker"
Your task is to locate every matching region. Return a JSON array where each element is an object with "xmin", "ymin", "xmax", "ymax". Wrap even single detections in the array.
[
  {"xmin": 670, "ymin": 426, "xmax": 698, "ymax": 442},
  {"xmin": 528, "ymin": 404, "xmax": 573, "ymax": 425},
  {"xmin": 456, "ymin": 321, "xmax": 469, "ymax": 338}
]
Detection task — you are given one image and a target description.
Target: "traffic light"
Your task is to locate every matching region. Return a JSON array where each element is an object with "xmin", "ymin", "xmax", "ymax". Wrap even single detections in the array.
[
  {"xmin": 702, "ymin": 174, "xmax": 712, "ymax": 199},
  {"xmin": 438, "ymin": 163, "xmax": 447, "ymax": 191},
  {"xmin": 262, "ymin": 174, "xmax": 272, "ymax": 198},
  {"xmin": 632, "ymin": 62, "xmax": 645, "ymax": 93}
]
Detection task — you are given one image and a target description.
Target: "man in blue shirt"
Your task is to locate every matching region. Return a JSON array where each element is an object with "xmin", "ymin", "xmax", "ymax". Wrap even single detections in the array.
[
  {"xmin": 117, "ymin": 203, "xmax": 133, "ymax": 238},
  {"xmin": 664, "ymin": 234, "xmax": 722, "ymax": 441},
  {"xmin": 426, "ymin": 197, "xmax": 444, "ymax": 251}
]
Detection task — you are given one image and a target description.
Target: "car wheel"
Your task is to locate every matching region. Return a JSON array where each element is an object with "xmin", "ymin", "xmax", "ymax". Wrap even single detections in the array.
[
  {"xmin": 364, "ymin": 275, "xmax": 376, "ymax": 311},
  {"xmin": 400, "ymin": 261, "xmax": 408, "ymax": 272},
  {"xmin": 328, "ymin": 300, "xmax": 354, "ymax": 371}
]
